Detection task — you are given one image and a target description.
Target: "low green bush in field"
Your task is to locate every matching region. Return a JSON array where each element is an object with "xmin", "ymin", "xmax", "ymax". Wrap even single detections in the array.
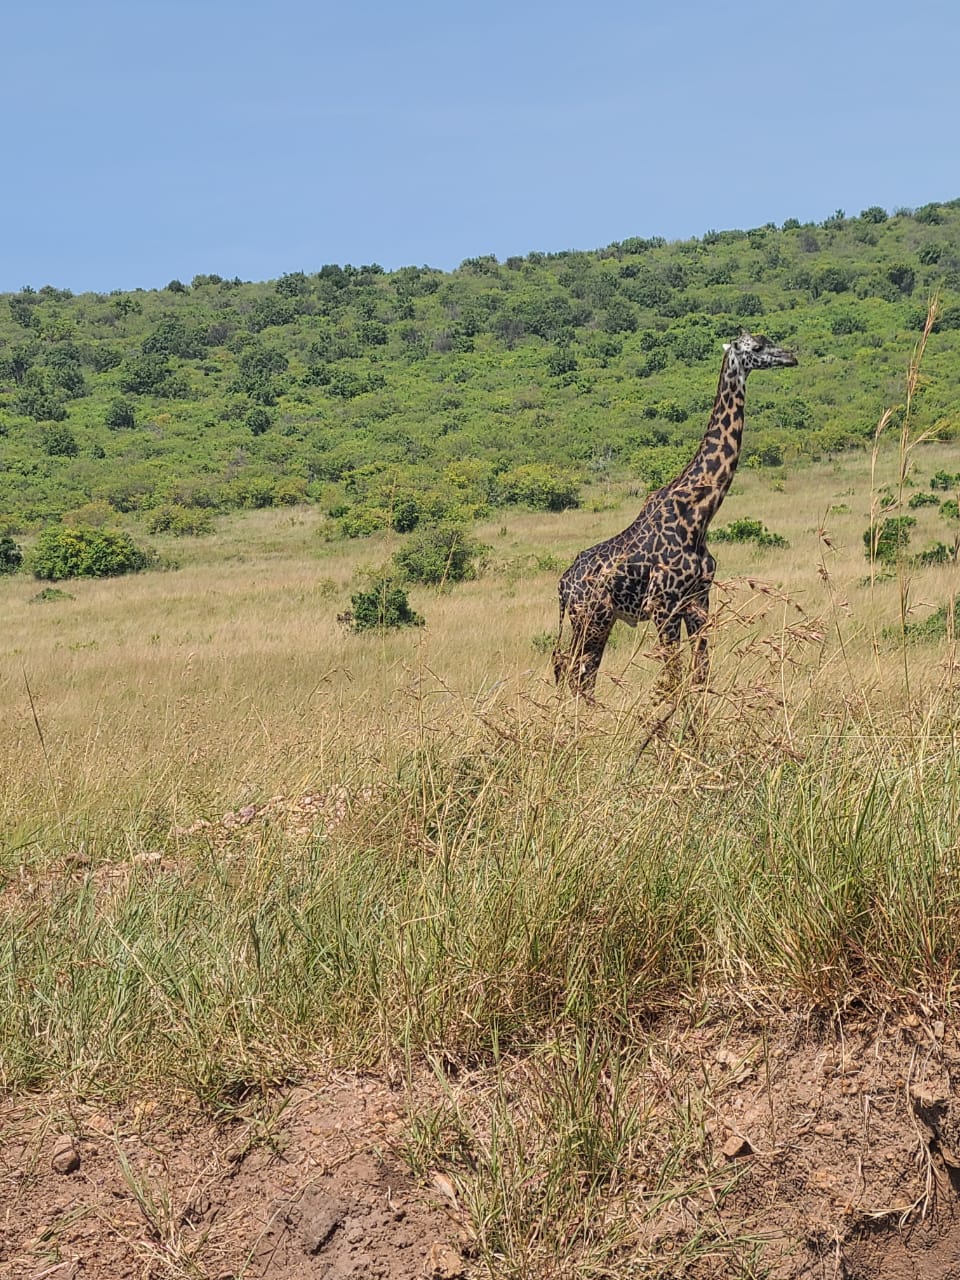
[
  {"xmin": 902, "ymin": 596, "xmax": 960, "ymax": 640},
  {"xmin": 146, "ymin": 504, "xmax": 215, "ymax": 536},
  {"xmin": 711, "ymin": 517, "xmax": 789, "ymax": 548},
  {"xmin": 494, "ymin": 464, "xmax": 581, "ymax": 512},
  {"xmin": 392, "ymin": 522, "xmax": 488, "ymax": 586},
  {"xmin": 347, "ymin": 578, "xmax": 424, "ymax": 631},
  {"xmin": 31, "ymin": 525, "xmax": 155, "ymax": 580},
  {"xmin": 863, "ymin": 515, "xmax": 916, "ymax": 565}
]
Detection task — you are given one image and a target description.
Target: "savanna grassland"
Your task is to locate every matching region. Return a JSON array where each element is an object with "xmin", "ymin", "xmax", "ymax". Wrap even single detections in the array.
[
  {"xmin": 4, "ymin": 410, "xmax": 960, "ymax": 1276},
  {"xmin": 4, "ymin": 204, "xmax": 960, "ymax": 1277}
]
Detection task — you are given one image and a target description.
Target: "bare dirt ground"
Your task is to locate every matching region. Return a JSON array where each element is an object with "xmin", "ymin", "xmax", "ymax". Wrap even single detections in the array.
[
  {"xmin": 2, "ymin": 1013, "xmax": 960, "ymax": 1279},
  {"xmin": 0, "ymin": 1075, "xmax": 467, "ymax": 1280},
  {"xmin": 641, "ymin": 1012, "xmax": 960, "ymax": 1279}
]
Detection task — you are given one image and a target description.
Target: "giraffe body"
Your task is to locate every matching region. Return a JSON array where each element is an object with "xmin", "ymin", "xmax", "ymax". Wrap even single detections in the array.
[{"xmin": 553, "ymin": 333, "xmax": 797, "ymax": 698}]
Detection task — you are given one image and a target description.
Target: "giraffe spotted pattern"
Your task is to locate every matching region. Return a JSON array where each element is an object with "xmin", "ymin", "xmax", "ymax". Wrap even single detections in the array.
[{"xmin": 553, "ymin": 332, "xmax": 798, "ymax": 699}]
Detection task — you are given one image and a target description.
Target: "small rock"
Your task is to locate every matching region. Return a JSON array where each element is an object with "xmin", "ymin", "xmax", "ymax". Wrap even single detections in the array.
[
  {"xmin": 423, "ymin": 1241, "xmax": 465, "ymax": 1279},
  {"xmin": 814, "ymin": 1122, "xmax": 835, "ymax": 1136},
  {"xmin": 721, "ymin": 1132, "xmax": 753, "ymax": 1160},
  {"xmin": 51, "ymin": 1134, "xmax": 80, "ymax": 1175},
  {"xmin": 300, "ymin": 1192, "xmax": 344, "ymax": 1255},
  {"xmin": 432, "ymin": 1172, "xmax": 458, "ymax": 1206},
  {"xmin": 910, "ymin": 1086, "xmax": 948, "ymax": 1113}
]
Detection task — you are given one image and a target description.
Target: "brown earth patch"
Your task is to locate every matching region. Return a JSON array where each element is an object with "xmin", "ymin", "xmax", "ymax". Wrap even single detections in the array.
[
  {"xmin": 636, "ymin": 1012, "xmax": 960, "ymax": 1278},
  {"xmin": 3, "ymin": 1014, "xmax": 960, "ymax": 1278},
  {"xmin": 0, "ymin": 1075, "xmax": 466, "ymax": 1280}
]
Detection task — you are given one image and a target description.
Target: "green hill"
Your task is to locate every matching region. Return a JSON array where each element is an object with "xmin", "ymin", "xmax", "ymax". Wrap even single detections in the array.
[{"xmin": 2, "ymin": 199, "xmax": 959, "ymax": 536}]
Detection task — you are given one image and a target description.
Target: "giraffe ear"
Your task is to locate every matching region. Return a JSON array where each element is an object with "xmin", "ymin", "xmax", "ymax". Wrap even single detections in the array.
[{"xmin": 722, "ymin": 343, "xmax": 730, "ymax": 352}]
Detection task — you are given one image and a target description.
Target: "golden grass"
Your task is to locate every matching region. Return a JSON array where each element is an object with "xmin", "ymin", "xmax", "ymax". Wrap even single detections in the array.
[{"xmin": 2, "ymin": 437, "xmax": 958, "ymax": 855}]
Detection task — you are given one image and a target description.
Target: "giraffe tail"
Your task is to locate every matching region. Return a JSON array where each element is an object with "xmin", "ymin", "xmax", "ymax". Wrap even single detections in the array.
[{"xmin": 552, "ymin": 576, "xmax": 570, "ymax": 685}]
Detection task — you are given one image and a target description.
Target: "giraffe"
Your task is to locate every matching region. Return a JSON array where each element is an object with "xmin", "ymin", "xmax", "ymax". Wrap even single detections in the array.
[{"xmin": 552, "ymin": 332, "xmax": 798, "ymax": 699}]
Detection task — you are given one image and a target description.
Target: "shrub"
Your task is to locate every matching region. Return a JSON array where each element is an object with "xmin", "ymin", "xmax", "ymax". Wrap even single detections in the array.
[
  {"xmin": 347, "ymin": 579, "xmax": 424, "ymax": 632},
  {"xmin": 273, "ymin": 477, "xmax": 309, "ymax": 506},
  {"xmin": 339, "ymin": 505, "xmax": 389, "ymax": 538},
  {"xmin": 0, "ymin": 535, "xmax": 23, "ymax": 574},
  {"xmin": 547, "ymin": 347, "xmax": 578, "ymax": 377},
  {"xmin": 32, "ymin": 526, "xmax": 154, "ymax": 580},
  {"xmin": 62, "ymin": 500, "xmax": 116, "ymax": 528},
  {"xmin": 711, "ymin": 518, "xmax": 789, "ymax": 548},
  {"xmin": 814, "ymin": 266, "xmax": 850, "ymax": 294},
  {"xmin": 142, "ymin": 317, "xmax": 202, "ymax": 358},
  {"xmin": 146, "ymin": 504, "xmax": 214, "ymax": 536},
  {"xmin": 119, "ymin": 353, "xmax": 172, "ymax": 395},
  {"xmin": 887, "ymin": 263, "xmax": 915, "ymax": 295},
  {"xmin": 495, "ymin": 464, "xmax": 580, "ymax": 511},
  {"xmin": 734, "ymin": 292, "xmax": 764, "ymax": 316},
  {"xmin": 829, "ymin": 310, "xmax": 866, "ymax": 336},
  {"xmin": 391, "ymin": 495, "xmax": 423, "ymax": 533},
  {"xmin": 246, "ymin": 406, "xmax": 271, "ymax": 435},
  {"xmin": 863, "ymin": 516, "xmax": 916, "ymax": 565},
  {"xmin": 907, "ymin": 492, "xmax": 939, "ymax": 508},
  {"xmin": 29, "ymin": 586, "xmax": 74, "ymax": 603},
  {"xmin": 15, "ymin": 380, "xmax": 67, "ymax": 422},
  {"xmin": 42, "ymin": 424, "xmax": 79, "ymax": 456},
  {"xmin": 902, "ymin": 597, "xmax": 960, "ymax": 641},
  {"xmin": 392, "ymin": 522, "xmax": 488, "ymax": 586},
  {"xmin": 632, "ymin": 446, "xmax": 689, "ymax": 489},
  {"xmin": 655, "ymin": 399, "xmax": 688, "ymax": 424},
  {"xmin": 105, "ymin": 398, "xmax": 136, "ymax": 429},
  {"xmin": 914, "ymin": 542, "xmax": 953, "ymax": 567}
]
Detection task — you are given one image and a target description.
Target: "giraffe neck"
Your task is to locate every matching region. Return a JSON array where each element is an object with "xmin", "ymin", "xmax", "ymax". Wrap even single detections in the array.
[{"xmin": 673, "ymin": 350, "xmax": 748, "ymax": 530}]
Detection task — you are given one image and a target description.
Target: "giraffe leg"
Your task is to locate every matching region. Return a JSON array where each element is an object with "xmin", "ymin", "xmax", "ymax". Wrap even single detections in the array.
[
  {"xmin": 652, "ymin": 608, "xmax": 684, "ymax": 695},
  {"xmin": 683, "ymin": 598, "xmax": 711, "ymax": 686},
  {"xmin": 566, "ymin": 604, "xmax": 614, "ymax": 701}
]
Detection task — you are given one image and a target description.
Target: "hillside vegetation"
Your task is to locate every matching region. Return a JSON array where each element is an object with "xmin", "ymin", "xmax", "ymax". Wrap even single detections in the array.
[{"xmin": 2, "ymin": 200, "xmax": 960, "ymax": 540}]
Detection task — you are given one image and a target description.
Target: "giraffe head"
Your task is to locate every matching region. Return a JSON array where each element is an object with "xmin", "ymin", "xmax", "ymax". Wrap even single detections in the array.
[{"xmin": 722, "ymin": 332, "xmax": 798, "ymax": 374}]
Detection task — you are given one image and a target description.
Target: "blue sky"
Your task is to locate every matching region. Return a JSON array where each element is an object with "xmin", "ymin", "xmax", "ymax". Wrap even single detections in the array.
[{"xmin": 3, "ymin": 0, "xmax": 957, "ymax": 293}]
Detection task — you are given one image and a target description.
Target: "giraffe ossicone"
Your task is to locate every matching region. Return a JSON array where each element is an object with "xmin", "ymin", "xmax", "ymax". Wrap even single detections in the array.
[{"xmin": 552, "ymin": 332, "xmax": 798, "ymax": 700}]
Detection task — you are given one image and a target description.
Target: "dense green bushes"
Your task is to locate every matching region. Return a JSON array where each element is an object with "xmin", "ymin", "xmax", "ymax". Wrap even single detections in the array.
[
  {"xmin": 863, "ymin": 516, "xmax": 917, "ymax": 565},
  {"xmin": 146, "ymin": 504, "xmax": 214, "ymax": 536},
  {"xmin": 347, "ymin": 579, "xmax": 424, "ymax": 632},
  {"xmin": 494, "ymin": 465, "xmax": 581, "ymax": 512},
  {"xmin": 0, "ymin": 536, "xmax": 23, "ymax": 574},
  {"xmin": 711, "ymin": 518, "xmax": 789, "ymax": 548},
  {"xmin": 1, "ymin": 201, "xmax": 959, "ymax": 536},
  {"xmin": 31, "ymin": 526, "xmax": 155, "ymax": 580},
  {"xmin": 392, "ymin": 522, "xmax": 488, "ymax": 585}
]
